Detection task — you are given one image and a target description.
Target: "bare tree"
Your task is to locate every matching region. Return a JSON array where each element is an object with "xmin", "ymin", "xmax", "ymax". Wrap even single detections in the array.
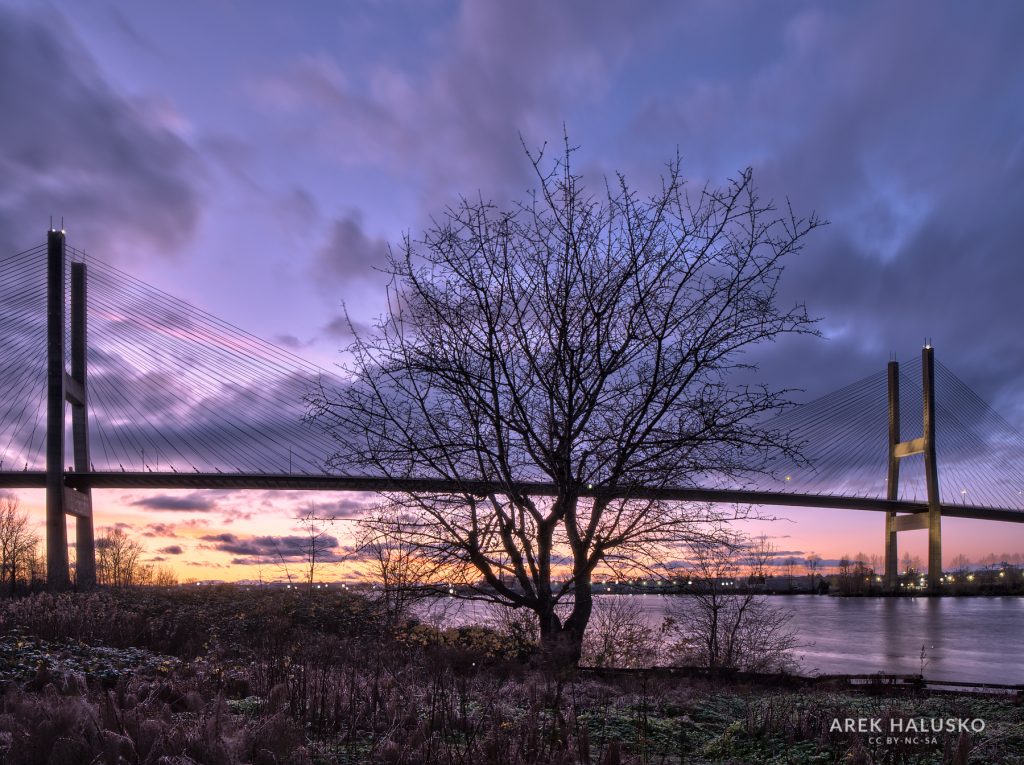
[
  {"xmin": 868, "ymin": 553, "xmax": 883, "ymax": 576},
  {"xmin": 902, "ymin": 552, "xmax": 923, "ymax": 576},
  {"xmin": 805, "ymin": 552, "xmax": 821, "ymax": 588},
  {"xmin": 746, "ymin": 533, "xmax": 774, "ymax": 585},
  {"xmin": 582, "ymin": 596, "xmax": 659, "ymax": 669},
  {"xmin": 298, "ymin": 507, "xmax": 337, "ymax": 589},
  {"xmin": 152, "ymin": 564, "xmax": 179, "ymax": 587},
  {"xmin": 25, "ymin": 547, "xmax": 45, "ymax": 588},
  {"xmin": 784, "ymin": 557, "xmax": 798, "ymax": 590},
  {"xmin": 836, "ymin": 555, "xmax": 853, "ymax": 593},
  {"xmin": 950, "ymin": 554, "xmax": 972, "ymax": 576},
  {"xmin": 0, "ymin": 496, "xmax": 39, "ymax": 595},
  {"xmin": 359, "ymin": 505, "xmax": 444, "ymax": 624},
  {"xmin": 96, "ymin": 527, "xmax": 145, "ymax": 587},
  {"xmin": 666, "ymin": 538, "xmax": 797, "ymax": 672},
  {"xmin": 309, "ymin": 139, "xmax": 821, "ymax": 664}
]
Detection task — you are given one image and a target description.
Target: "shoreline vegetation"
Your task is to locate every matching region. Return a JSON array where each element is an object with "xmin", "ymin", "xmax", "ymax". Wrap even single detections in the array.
[{"xmin": 0, "ymin": 587, "xmax": 1020, "ymax": 764}]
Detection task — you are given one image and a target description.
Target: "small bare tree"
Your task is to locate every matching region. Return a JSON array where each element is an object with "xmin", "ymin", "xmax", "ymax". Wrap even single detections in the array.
[
  {"xmin": 359, "ymin": 505, "xmax": 444, "ymax": 624},
  {"xmin": 0, "ymin": 496, "xmax": 39, "ymax": 595},
  {"xmin": 25, "ymin": 547, "xmax": 45, "ymax": 588},
  {"xmin": 784, "ymin": 557, "xmax": 798, "ymax": 589},
  {"xmin": 666, "ymin": 537, "xmax": 797, "ymax": 672},
  {"xmin": 152, "ymin": 564, "xmax": 179, "ymax": 587},
  {"xmin": 582, "ymin": 596, "xmax": 658, "ymax": 669},
  {"xmin": 309, "ymin": 138, "xmax": 821, "ymax": 665},
  {"xmin": 950, "ymin": 554, "xmax": 972, "ymax": 577},
  {"xmin": 298, "ymin": 507, "xmax": 337, "ymax": 589},
  {"xmin": 805, "ymin": 552, "xmax": 821, "ymax": 589},
  {"xmin": 96, "ymin": 527, "xmax": 145, "ymax": 587},
  {"xmin": 746, "ymin": 533, "xmax": 775, "ymax": 585}
]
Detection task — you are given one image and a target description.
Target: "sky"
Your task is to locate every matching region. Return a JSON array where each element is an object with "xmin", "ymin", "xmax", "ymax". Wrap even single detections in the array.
[{"xmin": 1, "ymin": 0, "xmax": 1023, "ymax": 581}]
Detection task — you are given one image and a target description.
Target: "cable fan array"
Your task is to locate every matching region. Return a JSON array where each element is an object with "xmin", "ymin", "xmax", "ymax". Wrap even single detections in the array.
[
  {"xmin": 757, "ymin": 355, "xmax": 1024, "ymax": 511},
  {"xmin": 0, "ymin": 244, "xmax": 48, "ymax": 472},
  {"xmin": 64, "ymin": 244, "xmax": 340, "ymax": 476},
  {"xmin": 0, "ymin": 240, "xmax": 1023, "ymax": 512}
]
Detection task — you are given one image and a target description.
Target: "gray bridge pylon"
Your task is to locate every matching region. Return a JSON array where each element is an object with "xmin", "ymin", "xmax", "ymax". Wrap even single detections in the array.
[
  {"xmin": 884, "ymin": 346, "xmax": 943, "ymax": 591},
  {"xmin": 45, "ymin": 229, "xmax": 95, "ymax": 590}
]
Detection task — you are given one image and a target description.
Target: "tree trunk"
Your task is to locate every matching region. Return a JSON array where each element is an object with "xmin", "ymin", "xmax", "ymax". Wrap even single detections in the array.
[
  {"xmin": 536, "ymin": 578, "xmax": 595, "ymax": 670},
  {"xmin": 562, "ymin": 575, "xmax": 594, "ymax": 665},
  {"xmin": 536, "ymin": 602, "xmax": 578, "ymax": 669}
]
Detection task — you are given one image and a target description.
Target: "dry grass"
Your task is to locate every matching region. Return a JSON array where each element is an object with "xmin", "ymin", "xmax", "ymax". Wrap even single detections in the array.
[{"xmin": 0, "ymin": 589, "xmax": 1019, "ymax": 764}]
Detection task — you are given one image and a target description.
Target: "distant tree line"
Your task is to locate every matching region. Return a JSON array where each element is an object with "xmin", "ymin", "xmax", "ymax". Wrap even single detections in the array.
[{"xmin": 0, "ymin": 496, "xmax": 177, "ymax": 594}]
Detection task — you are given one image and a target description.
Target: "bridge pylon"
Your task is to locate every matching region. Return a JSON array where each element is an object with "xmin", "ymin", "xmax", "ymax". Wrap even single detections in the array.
[
  {"xmin": 45, "ymin": 229, "xmax": 95, "ymax": 590},
  {"xmin": 884, "ymin": 345, "xmax": 942, "ymax": 592}
]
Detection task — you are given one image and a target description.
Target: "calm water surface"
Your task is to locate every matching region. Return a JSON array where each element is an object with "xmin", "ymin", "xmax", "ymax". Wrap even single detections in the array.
[{"xmin": 432, "ymin": 594, "xmax": 1024, "ymax": 685}]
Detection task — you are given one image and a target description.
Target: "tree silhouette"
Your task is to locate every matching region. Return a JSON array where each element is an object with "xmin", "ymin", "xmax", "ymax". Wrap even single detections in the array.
[{"xmin": 309, "ymin": 138, "xmax": 821, "ymax": 665}]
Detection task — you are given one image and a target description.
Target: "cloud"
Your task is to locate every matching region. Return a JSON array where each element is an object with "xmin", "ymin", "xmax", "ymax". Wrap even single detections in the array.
[
  {"xmin": 249, "ymin": 3, "xmax": 665, "ymax": 204},
  {"xmin": 329, "ymin": 497, "xmax": 371, "ymax": 519},
  {"xmin": 142, "ymin": 520, "xmax": 208, "ymax": 537},
  {"xmin": 219, "ymin": 507, "xmax": 256, "ymax": 525},
  {"xmin": 0, "ymin": 6, "xmax": 203, "ymax": 262},
  {"xmin": 322, "ymin": 314, "xmax": 372, "ymax": 342},
  {"xmin": 201, "ymin": 531, "xmax": 347, "ymax": 563},
  {"xmin": 200, "ymin": 533, "xmax": 239, "ymax": 545},
  {"xmin": 617, "ymin": 2, "xmax": 1024, "ymax": 416},
  {"xmin": 312, "ymin": 213, "xmax": 390, "ymax": 287},
  {"xmin": 157, "ymin": 545, "xmax": 184, "ymax": 555},
  {"xmin": 132, "ymin": 493, "xmax": 216, "ymax": 512}
]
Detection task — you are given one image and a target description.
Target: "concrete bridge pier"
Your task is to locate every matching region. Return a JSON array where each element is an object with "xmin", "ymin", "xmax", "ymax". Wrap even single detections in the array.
[
  {"xmin": 45, "ymin": 229, "xmax": 95, "ymax": 590},
  {"xmin": 884, "ymin": 345, "xmax": 942, "ymax": 592}
]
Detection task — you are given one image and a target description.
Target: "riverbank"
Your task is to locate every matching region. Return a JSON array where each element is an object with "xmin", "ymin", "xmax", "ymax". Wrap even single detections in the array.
[
  {"xmin": 1, "ymin": 588, "xmax": 1022, "ymax": 764},
  {"xmin": 432, "ymin": 593, "xmax": 1024, "ymax": 685}
]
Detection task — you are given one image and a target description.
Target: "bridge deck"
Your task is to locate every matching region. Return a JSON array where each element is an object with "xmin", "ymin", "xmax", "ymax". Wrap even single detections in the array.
[{"xmin": 1, "ymin": 471, "xmax": 1020, "ymax": 524}]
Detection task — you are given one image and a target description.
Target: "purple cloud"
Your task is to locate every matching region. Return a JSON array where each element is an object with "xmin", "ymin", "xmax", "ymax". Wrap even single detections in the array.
[
  {"xmin": 132, "ymin": 493, "xmax": 216, "ymax": 512},
  {"xmin": 0, "ymin": 6, "xmax": 203, "ymax": 262}
]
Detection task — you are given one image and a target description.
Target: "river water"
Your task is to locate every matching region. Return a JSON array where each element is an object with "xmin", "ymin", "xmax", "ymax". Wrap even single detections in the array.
[{"xmin": 427, "ymin": 594, "xmax": 1024, "ymax": 685}]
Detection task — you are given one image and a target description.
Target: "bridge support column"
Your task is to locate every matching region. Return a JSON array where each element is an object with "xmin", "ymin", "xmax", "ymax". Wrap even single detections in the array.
[
  {"xmin": 922, "ymin": 346, "xmax": 942, "ymax": 590},
  {"xmin": 883, "ymin": 346, "xmax": 943, "ymax": 593},
  {"xmin": 44, "ymin": 229, "xmax": 95, "ymax": 591},
  {"xmin": 70, "ymin": 261, "xmax": 95, "ymax": 588},
  {"xmin": 45, "ymin": 230, "xmax": 69, "ymax": 590},
  {"xmin": 884, "ymin": 360, "xmax": 900, "ymax": 590}
]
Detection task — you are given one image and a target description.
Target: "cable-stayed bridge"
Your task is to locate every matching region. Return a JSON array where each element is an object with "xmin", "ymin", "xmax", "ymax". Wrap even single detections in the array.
[{"xmin": 2, "ymin": 232, "xmax": 1024, "ymax": 590}]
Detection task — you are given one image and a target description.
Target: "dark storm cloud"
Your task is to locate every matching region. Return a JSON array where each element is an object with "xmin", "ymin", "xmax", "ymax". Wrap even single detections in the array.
[
  {"xmin": 248, "ymin": 0, "xmax": 1024, "ymax": 431},
  {"xmin": 312, "ymin": 213, "xmax": 390, "ymax": 286},
  {"xmin": 131, "ymin": 493, "xmax": 216, "ymax": 512},
  {"xmin": 0, "ymin": 7, "xmax": 203, "ymax": 260},
  {"xmin": 200, "ymin": 533, "xmax": 239, "ymax": 545},
  {"xmin": 202, "ymin": 532, "xmax": 346, "ymax": 562},
  {"xmin": 84, "ymin": 367, "xmax": 324, "ymax": 473},
  {"xmin": 251, "ymin": 2, "xmax": 666, "ymax": 203},
  {"xmin": 615, "ymin": 3, "xmax": 1024, "ymax": 421},
  {"xmin": 328, "ymin": 497, "xmax": 371, "ymax": 519},
  {"xmin": 322, "ymin": 314, "xmax": 372, "ymax": 343}
]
